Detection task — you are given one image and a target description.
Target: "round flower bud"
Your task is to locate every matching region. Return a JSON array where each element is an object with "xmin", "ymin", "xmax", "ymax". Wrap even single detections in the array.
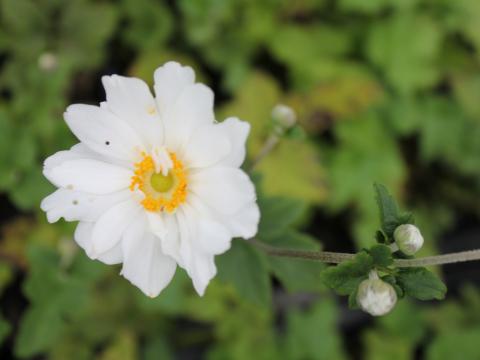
[
  {"xmin": 357, "ymin": 277, "xmax": 397, "ymax": 316},
  {"xmin": 272, "ymin": 104, "xmax": 297, "ymax": 129},
  {"xmin": 38, "ymin": 52, "xmax": 58, "ymax": 72},
  {"xmin": 394, "ymin": 224, "xmax": 424, "ymax": 256}
]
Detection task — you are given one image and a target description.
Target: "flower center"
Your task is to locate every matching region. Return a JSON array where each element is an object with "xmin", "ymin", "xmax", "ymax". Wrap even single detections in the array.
[
  {"xmin": 150, "ymin": 172, "xmax": 174, "ymax": 193},
  {"xmin": 130, "ymin": 149, "xmax": 187, "ymax": 213}
]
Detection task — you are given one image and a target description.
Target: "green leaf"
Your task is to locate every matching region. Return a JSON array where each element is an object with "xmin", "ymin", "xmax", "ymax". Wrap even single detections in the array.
[
  {"xmin": 320, "ymin": 252, "xmax": 374, "ymax": 295},
  {"xmin": 382, "ymin": 275, "xmax": 405, "ymax": 299},
  {"xmin": 285, "ymin": 299, "xmax": 347, "ymax": 360},
  {"xmin": 366, "ymin": 12, "xmax": 442, "ymax": 94},
  {"xmin": 15, "ymin": 245, "xmax": 96, "ymax": 357},
  {"xmin": 374, "ymin": 183, "xmax": 400, "ymax": 237},
  {"xmin": 397, "ymin": 268, "xmax": 447, "ymax": 301},
  {"xmin": 257, "ymin": 195, "xmax": 306, "ymax": 239},
  {"xmin": 427, "ymin": 328, "xmax": 480, "ymax": 360},
  {"xmin": 369, "ymin": 244, "xmax": 393, "ymax": 267},
  {"xmin": 374, "ymin": 183, "xmax": 412, "ymax": 239},
  {"xmin": 15, "ymin": 304, "xmax": 64, "ymax": 358},
  {"xmin": 0, "ymin": 314, "xmax": 11, "ymax": 346},
  {"xmin": 264, "ymin": 230, "xmax": 324, "ymax": 292},
  {"xmin": 219, "ymin": 72, "xmax": 327, "ymax": 204},
  {"xmin": 348, "ymin": 288, "xmax": 359, "ymax": 309},
  {"xmin": 217, "ymin": 240, "xmax": 271, "ymax": 306}
]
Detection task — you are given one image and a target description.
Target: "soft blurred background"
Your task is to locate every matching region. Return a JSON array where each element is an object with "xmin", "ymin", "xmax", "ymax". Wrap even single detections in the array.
[{"xmin": 1, "ymin": 0, "xmax": 480, "ymax": 359}]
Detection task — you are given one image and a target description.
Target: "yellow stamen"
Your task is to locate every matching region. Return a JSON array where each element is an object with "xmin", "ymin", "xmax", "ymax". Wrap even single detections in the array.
[{"xmin": 130, "ymin": 152, "xmax": 187, "ymax": 213}]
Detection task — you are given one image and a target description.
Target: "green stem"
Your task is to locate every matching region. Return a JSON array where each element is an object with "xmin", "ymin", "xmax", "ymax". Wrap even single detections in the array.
[
  {"xmin": 249, "ymin": 134, "xmax": 280, "ymax": 171},
  {"xmin": 251, "ymin": 240, "xmax": 480, "ymax": 267}
]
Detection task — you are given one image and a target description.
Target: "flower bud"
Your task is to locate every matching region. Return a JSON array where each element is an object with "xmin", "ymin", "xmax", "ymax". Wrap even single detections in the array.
[
  {"xmin": 357, "ymin": 276, "xmax": 397, "ymax": 316},
  {"xmin": 394, "ymin": 224, "xmax": 424, "ymax": 256},
  {"xmin": 38, "ymin": 52, "xmax": 58, "ymax": 72},
  {"xmin": 272, "ymin": 104, "xmax": 297, "ymax": 129}
]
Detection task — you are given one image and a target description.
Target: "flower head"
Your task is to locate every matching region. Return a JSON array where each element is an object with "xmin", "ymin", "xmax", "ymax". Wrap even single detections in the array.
[
  {"xmin": 41, "ymin": 61, "xmax": 260, "ymax": 297},
  {"xmin": 357, "ymin": 272, "xmax": 397, "ymax": 316},
  {"xmin": 394, "ymin": 224, "xmax": 424, "ymax": 256}
]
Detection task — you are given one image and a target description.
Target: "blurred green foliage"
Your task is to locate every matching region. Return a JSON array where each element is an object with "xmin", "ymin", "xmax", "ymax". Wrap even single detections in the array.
[{"xmin": 0, "ymin": 0, "xmax": 479, "ymax": 359}]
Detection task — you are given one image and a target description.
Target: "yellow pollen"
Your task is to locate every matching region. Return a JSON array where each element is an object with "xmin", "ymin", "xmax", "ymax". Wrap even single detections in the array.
[
  {"xmin": 147, "ymin": 105, "xmax": 156, "ymax": 115},
  {"xmin": 130, "ymin": 152, "xmax": 187, "ymax": 213}
]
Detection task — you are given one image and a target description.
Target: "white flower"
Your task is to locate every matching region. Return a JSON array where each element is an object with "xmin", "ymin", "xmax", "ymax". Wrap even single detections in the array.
[
  {"xmin": 394, "ymin": 224, "xmax": 424, "ymax": 256},
  {"xmin": 357, "ymin": 272, "xmax": 397, "ymax": 316},
  {"xmin": 41, "ymin": 61, "xmax": 260, "ymax": 297}
]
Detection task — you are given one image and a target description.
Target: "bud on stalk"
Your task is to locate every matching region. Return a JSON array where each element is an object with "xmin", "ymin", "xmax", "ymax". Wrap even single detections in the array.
[
  {"xmin": 357, "ymin": 271, "xmax": 397, "ymax": 316},
  {"xmin": 394, "ymin": 224, "xmax": 424, "ymax": 256}
]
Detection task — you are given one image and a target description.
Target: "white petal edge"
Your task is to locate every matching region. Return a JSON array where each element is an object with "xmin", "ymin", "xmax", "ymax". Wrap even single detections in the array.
[
  {"xmin": 154, "ymin": 61, "xmax": 195, "ymax": 113},
  {"xmin": 74, "ymin": 222, "xmax": 123, "ymax": 265},
  {"xmin": 121, "ymin": 213, "xmax": 177, "ymax": 297},
  {"xmin": 102, "ymin": 75, "xmax": 163, "ymax": 149},
  {"xmin": 190, "ymin": 167, "xmax": 256, "ymax": 216},
  {"xmin": 215, "ymin": 117, "xmax": 250, "ymax": 168},
  {"xmin": 64, "ymin": 104, "xmax": 145, "ymax": 162},
  {"xmin": 183, "ymin": 124, "xmax": 231, "ymax": 169},
  {"xmin": 90, "ymin": 200, "xmax": 141, "ymax": 257},
  {"xmin": 163, "ymin": 83, "xmax": 215, "ymax": 153},
  {"xmin": 175, "ymin": 206, "xmax": 219, "ymax": 296},
  {"xmin": 41, "ymin": 189, "xmax": 131, "ymax": 223}
]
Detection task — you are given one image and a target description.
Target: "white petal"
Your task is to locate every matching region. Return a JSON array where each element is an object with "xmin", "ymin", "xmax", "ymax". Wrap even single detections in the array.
[
  {"xmin": 146, "ymin": 211, "xmax": 168, "ymax": 239},
  {"xmin": 102, "ymin": 75, "xmax": 163, "ymax": 149},
  {"xmin": 183, "ymin": 124, "xmax": 231, "ymax": 169},
  {"xmin": 188, "ymin": 193, "xmax": 259, "ymax": 240},
  {"xmin": 176, "ymin": 208, "xmax": 217, "ymax": 296},
  {"xmin": 196, "ymin": 217, "xmax": 232, "ymax": 255},
  {"xmin": 90, "ymin": 200, "xmax": 141, "ymax": 257},
  {"xmin": 41, "ymin": 189, "xmax": 131, "ymax": 223},
  {"xmin": 163, "ymin": 83, "xmax": 215, "ymax": 153},
  {"xmin": 44, "ymin": 143, "xmax": 130, "ymax": 172},
  {"xmin": 190, "ymin": 254, "xmax": 216, "ymax": 296},
  {"xmin": 64, "ymin": 104, "xmax": 144, "ymax": 161},
  {"xmin": 121, "ymin": 215, "xmax": 177, "ymax": 297},
  {"xmin": 225, "ymin": 202, "xmax": 260, "ymax": 239},
  {"xmin": 154, "ymin": 61, "xmax": 195, "ymax": 112},
  {"xmin": 216, "ymin": 117, "xmax": 250, "ymax": 167},
  {"xmin": 190, "ymin": 167, "xmax": 256, "ymax": 216},
  {"xmin": 74, "ymin": 222, "xmax": 123, "ymax": 264},
  {"xmin": 45, "ymin": 158, "xmax": 132, "ymax": 194},
  {"xmin": 160, "ymin": 213, "xmax": 181, "ymax": 264}
]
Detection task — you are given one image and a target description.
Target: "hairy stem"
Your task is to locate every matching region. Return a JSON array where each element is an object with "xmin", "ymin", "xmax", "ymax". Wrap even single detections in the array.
[{"xmin": 251, "ymin": 240, "xmax": 480, "ymax": 267}]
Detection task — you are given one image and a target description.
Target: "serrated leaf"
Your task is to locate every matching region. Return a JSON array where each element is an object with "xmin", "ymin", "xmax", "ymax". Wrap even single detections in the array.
[
  {"xmin": 374, "ymin": 183, "xmax": 401, "ymax": 238},
  {"xmin": 369, "ymin": 244, "xmax": 393, "ymax": 267},
  {"xmin": 216, "ymin": 240, "xmax": 271, "ymax": 306},
  {"xmin": 397, "ymin": 267, "xmax": 447, "ymax": 301},
  {"xmin": 320, "ymin": 252, "xmax": 374, "ymax": 295}
]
